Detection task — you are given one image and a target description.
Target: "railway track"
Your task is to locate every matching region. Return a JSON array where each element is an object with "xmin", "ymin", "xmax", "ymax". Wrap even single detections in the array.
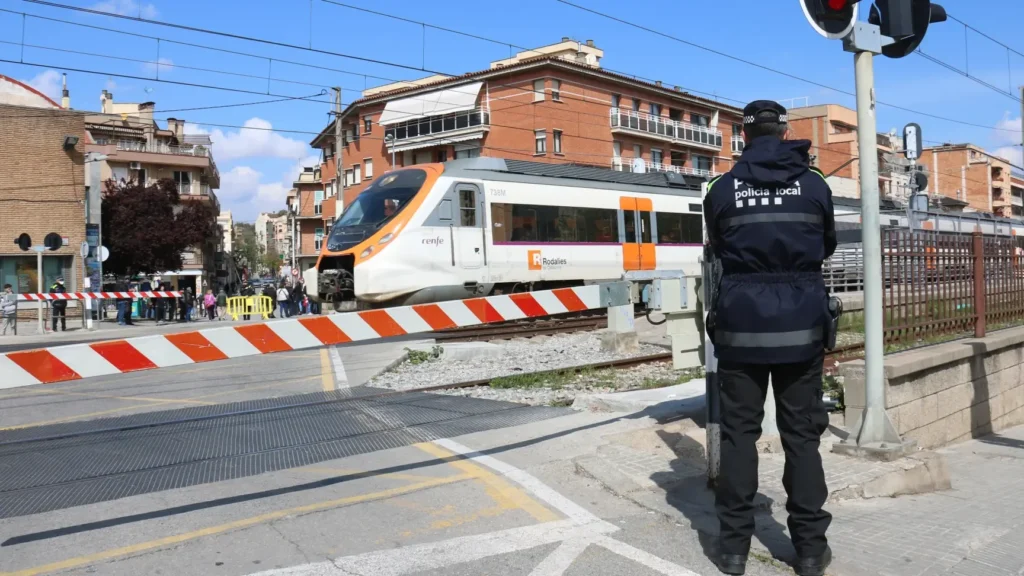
[{"xmin": 434, "ymin": 315, "xmax": 609, "ymax": 342}]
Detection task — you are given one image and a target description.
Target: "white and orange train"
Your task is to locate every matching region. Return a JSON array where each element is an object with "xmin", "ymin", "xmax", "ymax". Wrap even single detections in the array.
[{"xmin": 306, "ymin": 158, "xmax": 722, "ymax": 310}]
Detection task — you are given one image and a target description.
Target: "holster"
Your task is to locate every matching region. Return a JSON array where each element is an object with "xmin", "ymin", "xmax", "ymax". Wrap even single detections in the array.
[
  {"xmin": 703, "ymin": 244, "xmax": 721, "ymax": 346},
  {"xmin": 826, "ymin": 295, "xmax": 843, "ymax": 351}
]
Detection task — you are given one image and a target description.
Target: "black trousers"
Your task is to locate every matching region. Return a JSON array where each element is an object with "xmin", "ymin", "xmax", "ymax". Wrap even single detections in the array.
[
  {"xmin": 716, "ymin": 351, "xmax": 831, "ymax": 557},
  {"xmin": 52, "ymin": 306, "xmax": 66, "ymax": 331}
]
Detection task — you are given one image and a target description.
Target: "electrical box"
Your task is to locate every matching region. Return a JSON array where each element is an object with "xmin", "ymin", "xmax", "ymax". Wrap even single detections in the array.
[{"xmin": 649, "ymin": 277, "xmax": 694, "ymax": 313}]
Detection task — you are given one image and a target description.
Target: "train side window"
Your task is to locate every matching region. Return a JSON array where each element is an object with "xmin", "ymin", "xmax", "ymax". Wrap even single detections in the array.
[
  {"xmin": 438, "ymin": 199, "xmax": 453, "ymax": 221},
  {"xmin": 459, "ymin": 188, "xmax": 477, "ymax": 226},
  {"xmin": 623, "ymin": 212, "xmax": 638, "ymax": 244},
  {"xmin": 655, "ymin": 212, "xmax": 702, "ymax": 244}
]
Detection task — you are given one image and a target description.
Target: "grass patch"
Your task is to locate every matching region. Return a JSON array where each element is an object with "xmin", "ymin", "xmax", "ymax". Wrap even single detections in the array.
[
  {"xmin": 490, "ymin": 369, "xmax": 578, "ymax": 390},
  {"xmin": 838, "ymin": 309, "xmax": 865, "ymax": 333},
  {"xmin": 822, "ymin": 374, "xmax": 845, "ymax": 411},
  {"xmin": 548, "ymin": 398, "xmax": 574, "ymax": 407},
  {"xmin": 406, "ymin": 345, "xmax": 443, "ymax": 365},
  {"xmin": 637, "ymin": 367, "xmax": 706, "ymax": 390}
]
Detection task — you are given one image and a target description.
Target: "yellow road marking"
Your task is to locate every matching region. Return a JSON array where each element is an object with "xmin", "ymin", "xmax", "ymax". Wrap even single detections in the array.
[
  {"xmin": 297, "ymin": 466, "xmax": 462, "ymax": 484},
  {"xmin": 320, "ymin": 348, "xmax": 334, "ymax": 392},
  {"xmin": 0, "ymin": 474, "xmax": 468, "ymax": 576},
  {"xmin": 413, "ymin": 442, "xmax": 558, "ymax": 523}
]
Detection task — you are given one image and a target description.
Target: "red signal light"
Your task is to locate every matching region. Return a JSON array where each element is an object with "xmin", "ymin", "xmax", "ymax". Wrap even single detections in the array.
[{"xmin": 827, "ymin": 0, "xmax": 848, "ymax": 10}]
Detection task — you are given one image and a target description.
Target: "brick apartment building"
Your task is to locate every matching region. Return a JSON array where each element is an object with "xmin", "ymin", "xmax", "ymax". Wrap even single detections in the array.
[
  {"xmin": 84, "ymin": 90, "xmax": 222, "ymax": 292},
  {"xmin": 310, "ymin": 39, "xmax": 745, "ymax": 213},
  {"xmin": 0, "ymin": 75, "xmax": 87, "ymax": 302},
  {"xmin": 287, "ymin": 167, "xmax": 327, "ymax": 272},
  {"xmin": 787, "ymin": 104, "xmax": 910, "ymax": 201},
  {"xmin": 918, "ymin": 144, "xmax": 1022, "ymax": 217}
]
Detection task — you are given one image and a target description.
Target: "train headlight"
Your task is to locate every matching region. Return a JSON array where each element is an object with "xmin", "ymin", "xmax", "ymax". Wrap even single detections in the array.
[
  {"xmin": 378, "ymin": 233, "xmax": 394, "ymax": 245},
  {"xmin": 360, "ymin": 246, "xmax": 374, "ymax": 258}
]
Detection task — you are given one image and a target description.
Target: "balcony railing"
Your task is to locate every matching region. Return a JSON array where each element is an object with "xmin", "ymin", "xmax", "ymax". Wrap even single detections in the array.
[
  {"xmin": 609, "ymin": 108, "xmax": 723, "ymax": 151},
  {"xmin": 1012, "ymin": 195, "xmax": 1023, "ymax": 207},
  {"xmin": 611, "ymin": 157, "xmax": 717, "ymax": 178},
  {"xmin": 104, "ymin": 139, "xmax": 212, "ymax": 157},
  {"xmin": 383, "ymin": 107, "xmax": 490, "ymax": 144},
  {"xmin": 731, "ymin": 135, "xmax": 745, "ymax": 155}
]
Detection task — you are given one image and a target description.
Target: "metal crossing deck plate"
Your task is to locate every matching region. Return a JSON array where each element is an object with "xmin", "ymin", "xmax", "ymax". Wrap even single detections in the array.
[{"xmin": 0, "ymin": 389, "xmax": 570, "ymax": 519}]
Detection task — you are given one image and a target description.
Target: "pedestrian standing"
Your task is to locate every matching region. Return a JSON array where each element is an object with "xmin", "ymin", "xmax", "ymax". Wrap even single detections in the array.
[
  {"xmin": 703, "ymin": 100, "xmax": 839, "ymax": 576},
  {"xmin": 216, "ymin": 287, "xmax": 228, "ymax": 320},
  {"xmin": 262, "ymin": 283, "xmax": 277, "ymax": 319},
  {"xmin": 276, "ymin": 282, "xmax": 290, "ymax": 318},
  {"xmin": 1, "ymin": 284, "xmax": 16, "ymax": 335},
  {"xmin": 204, "ymin": 289, "xmax": 216, "ymax": 321},
  {"xmin": 49, "ymin": 277, "xmax": 68, "ymax": 332}
]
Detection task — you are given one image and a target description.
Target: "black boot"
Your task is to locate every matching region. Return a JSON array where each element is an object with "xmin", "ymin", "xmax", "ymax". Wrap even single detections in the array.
[
  {"xmin": 714, "ymin": 553, "xmax": 747, "ymax": 575},
  {"xmin": 794, "ymin": 546, "xmax": 832, "ymax": 576}
]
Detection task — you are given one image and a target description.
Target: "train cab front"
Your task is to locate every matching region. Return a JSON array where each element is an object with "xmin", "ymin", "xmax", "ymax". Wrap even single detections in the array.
[{"xmin": 310, "ymin": 167, "xmax": 434, "ymax": 311}]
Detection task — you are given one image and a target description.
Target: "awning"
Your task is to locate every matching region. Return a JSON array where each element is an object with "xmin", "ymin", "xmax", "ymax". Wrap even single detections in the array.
[
  {"xmin": 378, "ymin": 82, "xmax": 484, "ymax": 126},
  {"xmin": 392, "ymin": 134, "xmax": 482, "ymax": 154}
]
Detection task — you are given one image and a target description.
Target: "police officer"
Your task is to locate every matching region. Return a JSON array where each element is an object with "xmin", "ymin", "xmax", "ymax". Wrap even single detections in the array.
[
  {"xmin": 49, "ymin": 276, "xmax": 68, "ymax": 332},
  {"xmin": 703, "ymin": 100, "xmax": 837, "ymax": 576}
]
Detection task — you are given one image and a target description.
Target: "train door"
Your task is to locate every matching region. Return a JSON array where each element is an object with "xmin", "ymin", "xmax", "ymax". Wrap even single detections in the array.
[
  {"xmin": 619, "ymin": 197, "xmax": 656, "ymax": 271},
  {"xmin": 456, "ymin": 184, "xmax": 485, "ymax": 269}
]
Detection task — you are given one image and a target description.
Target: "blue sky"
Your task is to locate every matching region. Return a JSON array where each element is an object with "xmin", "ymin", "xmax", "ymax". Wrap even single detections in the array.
[{"xmin": 2, "ymin": 0, "xmax": 1022, "ymax": 222}]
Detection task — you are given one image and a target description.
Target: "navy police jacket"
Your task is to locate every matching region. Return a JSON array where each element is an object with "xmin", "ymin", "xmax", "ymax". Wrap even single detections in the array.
[{"xmin": 703, "ymin": 135, "xmax": 837, "ymax": 365}]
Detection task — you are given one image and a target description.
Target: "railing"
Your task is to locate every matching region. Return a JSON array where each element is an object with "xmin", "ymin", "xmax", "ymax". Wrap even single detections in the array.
[
  {"xmin": 1013, "ymin": 194, "xmax": 1024, "ymax": 207},
  {"xmin": 823, "ymin": 243, "xmax": 864, "ymax": 292},
  {"xmin": 383, "ymin": 107, "xmax": 490, "ymax": 144},
  {"xmin": 111, "ymin": 139, "xmax": 212, "ymax": 157},
  {"xmin": 611, "ymin": 157, "xmax": 717, "ymax": 178},
  {"xmin": 609, "ymin": 108, "xmax": 723, "ymax": 150},
  {"xmin": 731, "ymin": 136, "xmax": 745, "ymax": 155},
  {"xmin": 881, "ymin": 229, "xmax": 1024, "ymax": 349}
]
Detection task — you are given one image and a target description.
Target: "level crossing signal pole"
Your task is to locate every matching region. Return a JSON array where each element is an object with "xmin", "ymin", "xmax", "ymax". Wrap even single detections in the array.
[
  {"xmin": 14, "ymin": 232, "xmax": 64, "ymax": 334},
  {"xmin": 801, "ymin": 0, "xmax": 947, "ymax": 453}
]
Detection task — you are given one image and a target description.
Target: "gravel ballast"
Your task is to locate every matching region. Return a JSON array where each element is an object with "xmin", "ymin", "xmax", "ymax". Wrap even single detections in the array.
[{"xmin": 370, "ymin": 333, "xmax": 666, "ymax": 392}]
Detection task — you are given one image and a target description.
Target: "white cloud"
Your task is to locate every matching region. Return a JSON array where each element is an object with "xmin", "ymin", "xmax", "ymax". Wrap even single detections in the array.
[
  {"xmin": 217, "ymin": 154, "xmax": 322, "ymax": 222},
  {"xmin": 994, "ymin": 113, "xmax": 1022, "ymax": 146},
  {"xmin": 24, "ymin": 70, "xmax": 61, "ymax": 102},
  {"xmin": 143, "ymin": 57, "xmax": 174, "ymax": 75},
  {"xmin": 993, "ymin": 146, "xmax": 1023, "ymax": 169},
  {"xmin": 91, "ymin": 0, "xmax": 158, "ymax": 19},
  {"xmin": 198, "ymin": 118, "xmax": 311, "ymax": 162}
]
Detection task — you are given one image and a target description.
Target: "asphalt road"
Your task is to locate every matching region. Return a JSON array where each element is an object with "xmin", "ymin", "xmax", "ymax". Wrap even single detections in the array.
[{"xmin": 0, "ymin": 337, "xmax": 793, "ymax": 576}]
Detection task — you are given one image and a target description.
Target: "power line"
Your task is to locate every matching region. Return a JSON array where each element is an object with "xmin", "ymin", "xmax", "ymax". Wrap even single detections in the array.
[
  {"xmin": 552, "ymin": 0, "xmax": 1021, "ymax": 133},
  {"xmin": 0, "ymin": 91, "xmax": 330, "ymax": 120}
]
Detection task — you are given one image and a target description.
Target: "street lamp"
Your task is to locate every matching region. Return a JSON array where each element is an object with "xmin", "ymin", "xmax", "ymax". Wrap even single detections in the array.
[{"xmin": 384, "ymin": 134, "xmax": 396, "ymax": 167}]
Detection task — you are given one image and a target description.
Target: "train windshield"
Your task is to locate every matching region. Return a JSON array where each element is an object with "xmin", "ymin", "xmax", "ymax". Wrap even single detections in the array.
[{"xmin": 335, "ymin": 169, "xmax": 426, "ymax": 229}]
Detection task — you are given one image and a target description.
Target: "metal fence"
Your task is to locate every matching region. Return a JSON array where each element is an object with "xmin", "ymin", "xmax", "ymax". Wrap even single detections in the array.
[
  {"xmin": 823, "ymin": 243, "xmax": 864, "ymax": 292},
  {"xmin": 881, "ymin": 229, "xmax": 1024, "ymax": 348}
]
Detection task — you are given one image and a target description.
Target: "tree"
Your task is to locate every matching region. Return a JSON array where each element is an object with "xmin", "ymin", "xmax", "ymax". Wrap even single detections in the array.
[
  {"xmin": 101, "ymin": 178, "xmax": 220, "ymax": 278},
  {"xmin": 261, "ymin": 251, "xmax": 282, "ymax": 277},
  {"xmin": 231, "ymin": 222, "xmax": 261, "ymax": 277}
]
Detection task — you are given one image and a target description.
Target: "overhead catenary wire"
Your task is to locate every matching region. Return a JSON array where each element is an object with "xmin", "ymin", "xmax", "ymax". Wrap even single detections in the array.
[{"xmin": 19, "ymin": 0, "xmax": 1020, "ymax": 137}]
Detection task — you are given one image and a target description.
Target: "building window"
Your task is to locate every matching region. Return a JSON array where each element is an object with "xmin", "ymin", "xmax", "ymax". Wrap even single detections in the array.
[
  {"xmin": 632, "ymin": 98, "xmax": 640, "ymax": 112},
  {"xmin": 1, "ymin": 255, "xmax": 70, "ymax": 294},
  {"xmin": 669, "ymin": 108, "xmax": 682, "ymax": 122},
  {"xmin": 670, "ymin": 151, "xmax": 685, "ymax": 167},
  {"xmin": 650, "ymin": 103, "xmax": 661, "ymax": 117},
  {"xmin": 436, "ymin": 149, "xmax": 447, "ymax": 162},
  {"xmin": 325, "ymin": 182, "xmax": 334, "ymax": 198},
  {"xmin": 651, "ymin": 148, "xmax": 663, "ymax": 165},
  {"xmin": 324, "ymin": 144, "xmax": 334, "ymax": 160},
  {"xmin": 611, "ymin": 94, "xmax": 621, "ymax": 109},
  {"xmin": 455, "ymin": 147, "xmax": 480, "ymax": 159},
  {"xmin": 325, "ymin": 217, "xmax": 334, "ymax": 237},
  {"xmin": 553, "ymin": 130, "xmax": 563, "ymax": 154},
  {"xmin": 314, "ymin": 228, "xmax": 324, "ymax": 251},
  {"xmin": 353, "ymin": 164, "xmax": 361, "ymax": 185},
  {"xmin": 533, "ymin": 79, "xmax": 545, "ymax": 102},
  {"xmin": 733, "ymin": 123, "xmax": 742, "ymax": 135},
  {"xmin": 314, "ymin": 190, "xmax": 324, "ymax": 215},
  {"xmin": 612, "ymin": 140, "xmax": 622, "ymax": 158},
  {"xmin": 535, "ymin": 130, "xmax": 547, "ymax": 154},
  {"xmin": 633, "ymin": 144, "xmax": 642, "ymax": 158},
  {"xmin": 364, "ymin": 159, "xmax": 373, "ymax": 179},
  {"xmin": 551, "ymin": 80, "xmax": 561, "ymax": 101},
  {"xmin": 364, "ymin": 116, "xmax": 372, "ymax": 134},
  {"xmin": 490, "ymin": 203, "xmax": 620, "ymax": 244},
  {"xmin": 345, "ymin": 169, "xmax": 354, "ymax": 187},
  {"xmin": 693, "ymin": 154, "xmax": 712, "ymax": 172},
  {"xmin": 691, "ymin": 113, "xmax": 710, "ymax": 127},
  {"xmin": 173, "ymin": 171, "xmax": 191, "ymax": 195}
]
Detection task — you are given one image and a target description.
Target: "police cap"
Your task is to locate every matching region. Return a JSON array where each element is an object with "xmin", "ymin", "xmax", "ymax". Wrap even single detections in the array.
[{"xmin": 743, "ymin": 100, "xmax": 788, "ymax": 126}]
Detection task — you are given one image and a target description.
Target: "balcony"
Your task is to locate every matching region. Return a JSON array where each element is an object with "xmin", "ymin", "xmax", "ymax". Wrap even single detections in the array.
[
  {"xmin": 609, "ymin": 108, "xmax": 723, "ymax": 152},
  {"xmin": 611, "ymin": 157, "xmax": 717, "ymax": 178},
  {"xmin": 383, "ymin": 108, "xmax": 490, "ymax": 153},
  {"xmin": 1013, "ymin": 195, "xmax": 1023, "ymax": 208},
  {"xmin": 731, "ymin": 136, "xmax": 745, "ymax": 155},
  {"xmin": 106, "ymin": 139, "xmax": 212, "ymax": 157}
]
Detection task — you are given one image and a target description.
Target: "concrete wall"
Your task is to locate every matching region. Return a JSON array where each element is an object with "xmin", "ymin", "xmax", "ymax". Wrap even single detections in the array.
[{"xmin": 842, "ymin": 326, "xmax": 1024, "ymax": 449}]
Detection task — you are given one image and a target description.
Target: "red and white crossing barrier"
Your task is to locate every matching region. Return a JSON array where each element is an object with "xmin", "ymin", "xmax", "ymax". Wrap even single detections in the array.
[
  {"xmin": 0, "ymin": 285, "xmax": 605, "ymax": 388},
  {"xmin": 16, "ymin": 291, "xmax": 182, "ymax": 301}
]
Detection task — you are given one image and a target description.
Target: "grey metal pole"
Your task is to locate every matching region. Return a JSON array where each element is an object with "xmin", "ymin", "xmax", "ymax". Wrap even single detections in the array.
[
  {"xmin": 36, "ymin": 248, "xmax": 44, "ymax": 334},
  {"xmin": 700, "ymin": 181, "xmax": 721, "ymax": 487},
  {"xmin": 849, "ymin": 50, "xmax": 901, "ymax": 447}
]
